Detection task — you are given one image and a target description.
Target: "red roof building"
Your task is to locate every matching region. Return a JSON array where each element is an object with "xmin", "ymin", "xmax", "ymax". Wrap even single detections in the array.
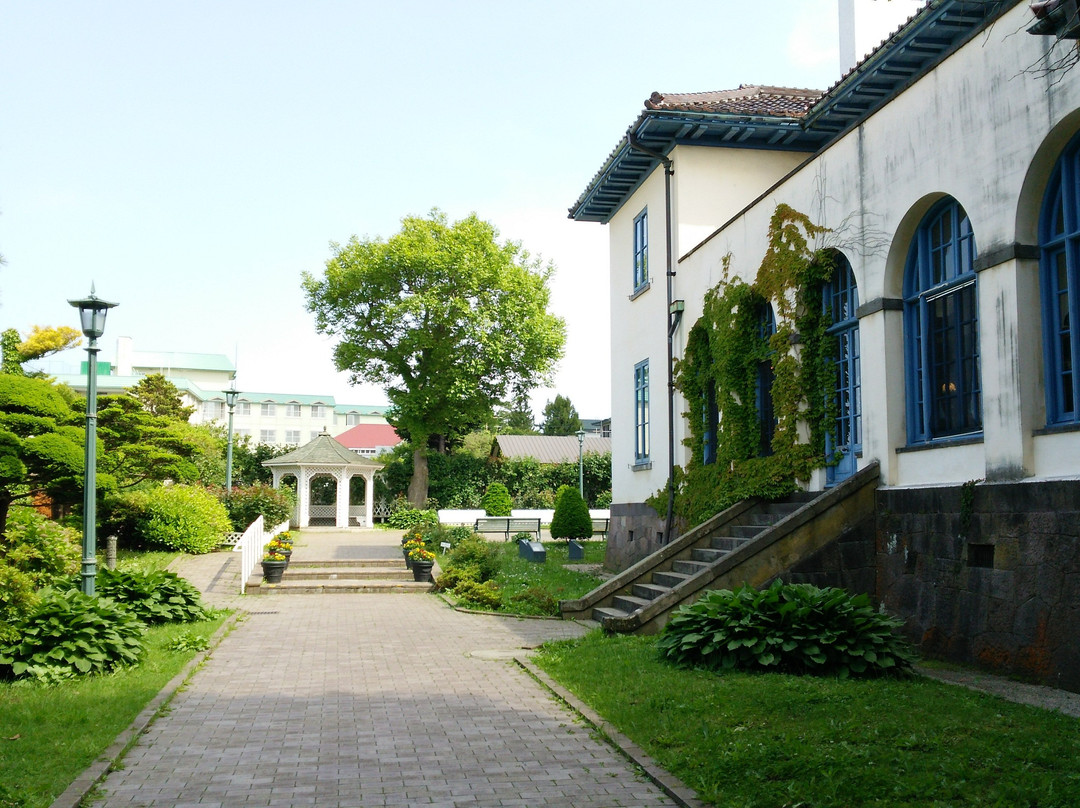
[{"xmin": 334, "ymin": 423, "xmax": 403, "ymax": 458}]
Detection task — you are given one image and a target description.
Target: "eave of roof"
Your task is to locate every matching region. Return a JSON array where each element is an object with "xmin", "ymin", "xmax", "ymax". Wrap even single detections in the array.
[
  {"xmin": 569, "ymin": 0, "xmax": 1017, "ymax": 225},
  {"xmin": 262, "ymin": 432, "xmax": 383, "ymax": 469}
]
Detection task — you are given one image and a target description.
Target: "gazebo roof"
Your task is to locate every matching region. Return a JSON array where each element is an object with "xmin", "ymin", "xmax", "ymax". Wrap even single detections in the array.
[{"xmin": 262, "ymin": 431, "xmax": 383, "ymax": 471}]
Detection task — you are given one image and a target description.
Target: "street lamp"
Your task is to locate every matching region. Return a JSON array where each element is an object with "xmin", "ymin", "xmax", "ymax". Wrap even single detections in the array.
[
  {"xmin": 576, "ymin": 428, "xmax": 586, "ymax": 499},
  {"xmin": 68, "ymin": 285, "xmax": 117, "ymax": 596},
  {"xmin": 224, "ymin": 385, "xmax": 241, "ymax": 490}
]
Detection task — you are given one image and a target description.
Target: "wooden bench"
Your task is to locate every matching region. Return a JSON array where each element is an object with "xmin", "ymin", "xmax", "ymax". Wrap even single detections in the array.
[
  {"xmin": 474, "ymin": 517, "xmax": 541, "ymax": 541},
  {"xmin": 591, "ymin": 518, "xmax": 610, "ymax": 538}
]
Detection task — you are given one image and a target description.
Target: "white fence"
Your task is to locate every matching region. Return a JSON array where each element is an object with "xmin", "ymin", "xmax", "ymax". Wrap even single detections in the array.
[
  {"xmin": 437, "ymin": 508, "xmax": 611, "ymax": 527},
  {"xmin": 234, "ymin": 515, "xmax": 291, "ymax": 594}
]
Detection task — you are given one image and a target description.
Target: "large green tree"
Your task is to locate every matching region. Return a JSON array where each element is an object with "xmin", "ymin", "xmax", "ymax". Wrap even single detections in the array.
[
  {"xmin": 0, "ymin": 374, "xmax": 84, "ymax": 538},
  {"xmin": 129, "ymin": 373, "xmax": 195, "ymax": 421},
  {"xmin": 303, "ymin": 210, "xmax": 566, "ymax": 505},
  {"xmin": 540, "ymin": 394, "xmax": 582, "ymax": 436}
]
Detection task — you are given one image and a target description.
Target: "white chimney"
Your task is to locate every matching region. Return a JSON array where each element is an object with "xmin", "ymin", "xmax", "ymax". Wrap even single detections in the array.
[{"xmin": 839, "ymin": 0, "xmax": 857, "ymax": 74}]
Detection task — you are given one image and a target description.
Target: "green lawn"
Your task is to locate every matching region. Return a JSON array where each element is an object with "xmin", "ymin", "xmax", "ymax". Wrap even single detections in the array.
[
  {"xmin": 534, "ymin": 631, "xmax": 1080, "ymax": 808},
  {"xmin": 439, "ymin": 539, "xmax": 607, "ymax": 615}
]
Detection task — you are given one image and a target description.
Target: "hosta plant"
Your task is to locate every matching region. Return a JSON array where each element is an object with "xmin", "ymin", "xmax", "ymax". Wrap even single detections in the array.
[
  {"xmin": 657, "ymin": 580, "xmax": 915, "ymax": 678},
  {"xmin": 0, "ymin": 589, "xmax": 145, "ymax": 679},
  {"xmin": 95, "ymin": 568, "xmax": 209, "ymax": 624}
]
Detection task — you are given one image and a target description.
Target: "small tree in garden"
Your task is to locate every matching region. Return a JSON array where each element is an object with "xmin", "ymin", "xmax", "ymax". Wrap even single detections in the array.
[
  {"xmin": 480, "ymin": 482, "xmax": 513, "ymax": 516},
  {"xmin": 550, "ymin": 484, "xmax": 592, "ymax": 541}
]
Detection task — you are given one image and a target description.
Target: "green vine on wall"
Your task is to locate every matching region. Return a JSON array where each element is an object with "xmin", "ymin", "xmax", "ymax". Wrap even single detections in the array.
[{"xmin": 659, "ymin": 203, "xmax": 840, "ymax": 526}]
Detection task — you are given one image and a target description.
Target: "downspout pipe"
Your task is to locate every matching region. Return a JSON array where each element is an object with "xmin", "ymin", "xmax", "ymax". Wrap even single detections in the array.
[{"xmin": 626, "ymin": 132, "xmax": 679, "ymax": 546}]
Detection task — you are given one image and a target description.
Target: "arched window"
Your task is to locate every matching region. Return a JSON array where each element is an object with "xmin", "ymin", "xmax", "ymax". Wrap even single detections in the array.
[
  {"xmin": 903, "ymin": 198, "xmax": 981, "ymax": 444},
  {"xmin": 756, "ymin": 303, "xmax": 777, "ymax": 456},
  {"xmin": 1040, "ymin": 131, "xmax": 1080, "ymax": 425},
  {"xmin": 824, "ymin": 254, "xmax": 861, "ymax": 485}
]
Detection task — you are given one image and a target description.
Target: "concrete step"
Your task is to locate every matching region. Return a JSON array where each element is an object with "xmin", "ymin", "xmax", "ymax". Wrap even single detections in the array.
[
  {"xmin": 612, "ymin": 594, "xmax": 652, "ymax": 613},
  {"xmin": 727, "ymin": 524, "xmax": 769, "ymax": 538},
  {"xmin": 652, "ymin": 570, "xmax": 690, "ymax": 588},
  {"xmin": 247, "ymin": 578, "xmax": 433, "ymax": 594},
  {"xmin": 632, "ymin": 582, "xmax": 670, "ymax": 600},
  {"xmin": 288, "ymin": 558, "xmax": 403, "ymax": 569},
  {"xmin": 283, "ymin": 567, "xmax": 414, "ymax": 581},
  {"xmin": 671, "ymin": 559, "xmax": 710, "ymax": 576},
  {"xmin": 712, "ymin": 536, "xmax": 751, "ymax": 551},
  {"xmin": 692, "ymin": 547, "xmax": 728, "ymax": 563},
  {"xmin": 593, "ymin": 605, "xmax": 632, "ymax": 622}
]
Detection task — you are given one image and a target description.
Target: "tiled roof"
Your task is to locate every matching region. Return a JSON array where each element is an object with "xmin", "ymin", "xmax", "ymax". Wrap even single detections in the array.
[
  {"xmin": 643, "ymin": 86, "xmax": 821, "ymax": 118},
  {"xmin": 494, "ymin": 435, "xmax": 612, "ymax": 465},
  {"xmin": 335, "ymin": 423, "xmax": 403, "ymax": 449},
  {"xmin": 262, "ymin": 431, "xmax": 383, "ymax": 469}
]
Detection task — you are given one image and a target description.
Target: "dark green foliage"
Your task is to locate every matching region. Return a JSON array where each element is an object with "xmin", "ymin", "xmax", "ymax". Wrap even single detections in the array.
[
  {"xmin": 452, "ymin": 579, "xmax": 503, "ymax": 610},
  {"xmin": 550, "ymin": 485, "xmax": 592, "ymax": 540},
  {"xmin": 507, "ymin": 586, "xmax": 557, "ymax": 615},
  {"xmin": 540, "ymin": 394, "xmax": 581, "ymax": 435},
  {"xmin": 0, "ymin": 589, "xmax": 145, "ymax": 680},
  {"xmin": 387, "ymin": 500, "xmax": 438, "ymax": 530},
  {"xmin": 0, "ymin": 507, "xmax": 80, "ymax": 588},
  {"xmin": 479, "ymin": 482, "xmax": 512, "ymax": 516},
  {"xmin": 95, "ymin": 568, "xmax": 208, "ymax": 624},
  {"xmin": 139, "ymin": 484, "xmax": 232, "ymax": 554},
  {"xmin": 127, "ymin": 373, "xmax": 195, "ymax": 421},
  {"xmin": 446, "ymin": 535, "xmax": 501, "ymax": 582},
  {"xmin": 220, "ymin": 484, "xmax": 294, "ymax": 531},
  {"xmin": 100, "ymin": 489, "xmax": 153, "ymax": 550},
  {"xmin": 657, "ymin": 581, "xmax": 915, "ymax": 678},
  {"xmin": 433, "ymin": 563, "xmax": 481, "ymax": 592},
  {"xmin": 445, "ymin": 525, "xmax": 474, "ymax": 548},
  {"xmin": 95, "ymin": 393, "xmax": 200, "ymax": 489},
  {"xmin": 228, "ymin": 436, "xmax": 288, "ymax": 486}
]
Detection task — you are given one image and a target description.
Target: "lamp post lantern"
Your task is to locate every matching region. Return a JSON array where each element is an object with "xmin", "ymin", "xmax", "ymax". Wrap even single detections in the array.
[
  {"xmin": 224, "ymin": 385, "xmax": 241, "ymax": 490},
  {"xmin": 576, "ymin": 428, "xmax": 585, "ymax": 499},
  {"xmin": 68, "ymin": 285, "xmax": 117, "ymax": 596}
]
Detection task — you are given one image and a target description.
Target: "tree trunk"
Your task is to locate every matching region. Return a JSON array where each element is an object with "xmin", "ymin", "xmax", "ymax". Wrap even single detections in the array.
[{"xmin": 407, "ymin": 446, "xmax": 429, "ymax": 508}]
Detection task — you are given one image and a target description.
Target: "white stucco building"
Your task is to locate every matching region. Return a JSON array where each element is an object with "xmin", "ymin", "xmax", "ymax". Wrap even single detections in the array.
[{"xmin": 573, "ymin": 0, "xmax": 1080, "ymax": 555}]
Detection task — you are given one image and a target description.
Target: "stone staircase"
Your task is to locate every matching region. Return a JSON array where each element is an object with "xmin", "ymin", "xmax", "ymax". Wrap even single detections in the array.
[
  {"xmin": 246, "ymin": 558, "xmax": 436, "ymax": 594},
  {"xmin": 560, "ymin": 462, "xmax": 880, "ymax": 633}
]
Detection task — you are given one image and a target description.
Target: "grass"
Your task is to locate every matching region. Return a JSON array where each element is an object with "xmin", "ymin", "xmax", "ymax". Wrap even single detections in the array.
[
  {"xmin": 534, "ymin": 631, "xmax": 1080, "ymax": 807},
  {"xmin": 439, "ymin": 539, "xmax": 607, "ymax": 616},
  {"xmin": 0, "ymin": 613, "xmax": 229, "ymax": 808}
]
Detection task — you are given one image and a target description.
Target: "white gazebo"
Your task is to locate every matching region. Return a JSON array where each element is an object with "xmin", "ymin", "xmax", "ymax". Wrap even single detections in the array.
[{"xmin": 263, "ymin": 431, "xmax": 383, "ymax": 528}]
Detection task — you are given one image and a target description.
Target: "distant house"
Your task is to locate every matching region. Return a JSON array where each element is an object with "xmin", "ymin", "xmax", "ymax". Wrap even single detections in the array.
[
  {"xmin": 335, "ymin": 423, "xmax": 403, "ymax": 457},
  {"xmin": 492, "ymin": 434, "xmax": 612, "ymax": 464}
]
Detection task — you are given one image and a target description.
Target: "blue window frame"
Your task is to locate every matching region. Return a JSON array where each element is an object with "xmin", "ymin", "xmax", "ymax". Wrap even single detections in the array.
[
  {"xmin": 1040, "ymin": 132, "xmax": 1080, "ymax": 425},
  {"xmin": 633, "ymin": 209, "xmax": 648, "ymax": 292},
  {"xmin": 756, "ymin": 304, "xmax": 776, "ymax": 457},
  {"xmin": 634, "ymin": 360, "xmax": 650, "ymax": 462},
  {"xmin": 702, "ymin": 382, "xmax": 718, "ymax": 466},
  {"xmin": 903, "ymin": 198, "xmax": 981, "ymax": 444},
  {"xmin": 824, "ymin": 255, "xmax": 861, "ymax": 485}
]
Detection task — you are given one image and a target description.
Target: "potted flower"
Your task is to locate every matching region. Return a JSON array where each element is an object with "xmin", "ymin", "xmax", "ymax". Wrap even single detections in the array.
[
  {"xmin": 408, "ymin": 546, "xmax": 436, "ymax": 582},
  {"xmin": 402, "ymin": 538, "xmax": 425, "ymax": 569},
  {"xmin": 267, "ymin": 537, "xmax": 292, "ymax": 566},
  {"xmin": 261, "ymin": 549, "xmax": 288, "ymax": 583}
]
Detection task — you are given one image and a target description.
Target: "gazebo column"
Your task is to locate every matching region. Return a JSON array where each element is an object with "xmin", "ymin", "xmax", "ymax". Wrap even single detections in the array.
[
  {"xmin": 336, "ymin": 470, "xmax": 349, "ymax": 528},
  {"xmin": 299, "ymin": 469, "xmax": 312, "ymax": 528},
  {"xmin": 364, "ymin": 472, "xmax": 374, "ymax": 528}
]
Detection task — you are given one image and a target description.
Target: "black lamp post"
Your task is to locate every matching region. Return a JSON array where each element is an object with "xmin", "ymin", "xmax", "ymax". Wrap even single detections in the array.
[
  {"xmin": 225, "ymin": 385, "xmax": 241, "ymax": 490},
  {"xmin": 68, "ymin": 285, "xmax": 117, "ymax": 596}
]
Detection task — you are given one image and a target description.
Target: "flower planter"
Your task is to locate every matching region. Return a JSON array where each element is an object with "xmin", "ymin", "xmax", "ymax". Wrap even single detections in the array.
[
  {"xmin": 411, "ymin": 560, "xmax": 435, "ymax": 582},
  {"xmin": 261, "ymin": 559, "xmax": 287, "ymax": 584}
]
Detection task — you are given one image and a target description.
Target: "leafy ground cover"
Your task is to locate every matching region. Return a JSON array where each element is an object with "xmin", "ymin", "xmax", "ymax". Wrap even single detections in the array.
[
  {"xmin": 0, "ymin": 612, "xmax": 228, "ymax": 808},
  {"xmin": 534, "ymin": 631, "xmax": 1080, "ymax": 807},
  {"xmin": 438, "ymin": 539, "xmax": 606, "ymax": 616}
]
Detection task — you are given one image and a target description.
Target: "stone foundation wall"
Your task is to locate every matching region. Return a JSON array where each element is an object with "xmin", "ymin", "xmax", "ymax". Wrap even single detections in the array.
[
  {"xmin": 782, "ymin": 515, "xmax": 878, "ymax": 598},
  {"xmin": 876, "ymin": 480, "xmax": 1080, "ymax": 692},
  {"xmin": 606, "ymin": 502, "xmax": 667, "ymax": 571}
]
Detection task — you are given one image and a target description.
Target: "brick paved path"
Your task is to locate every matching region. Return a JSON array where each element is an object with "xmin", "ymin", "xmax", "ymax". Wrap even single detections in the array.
[{"xmin": 91, "ymin": 532, "xmax": 676, "ymax": 807}]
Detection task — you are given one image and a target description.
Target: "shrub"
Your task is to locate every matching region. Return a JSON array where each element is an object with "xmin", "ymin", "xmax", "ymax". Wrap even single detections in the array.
[
  {"xmin": 0, "ymin": 589, "xmax": 145, "ymax": 680},
  {"xmin": 433, "ymin": 563, "xmax": 481, "ymax": 592},
  {"xmin": 100, "ymin": 489, "xmax": 153, "ymax": 550},
  {"xmin": 139, "ymin": 484, "xmax": 233, "ymax": 554},
  {"xmin": 0, "ymin": 507, "xmax": 80, "ymax": 588},
  {"xmin": 446, "ymin": 525, "xmax": 474, "ymax": 548},
  {"xmin": 657, "ymin": 581, "xmax": 916, "ymax": 678},
  {"xmin": 594, "ymin": 489, "xmax": 613, "ymax": 508},
  {"xmin": 221, "ymin": 484, "xmax": 294, "ymax": 531},
  {"xmin": 453, "ymin": 579, "xmax": 502, "ymax": 610},
  {"xmin": 550, "ymin": 485, "xmax": 593, "ymax": 541},
  {"xmin": 507, "ymin": 586, "xmax": 558, "ymax": 616},
  {"xmin": 0, "ymin": 566, "xmax": 39, "ymax": 645},
  {"xmin": 95, "ymin": 568, "xmax": 209, "ymax": 624},
  {"xmin": 479, "ymin": 482, "xmax": 513, "ymax": 516},
  {"xmin": 446, "ymin": 535, "xmax": 501, "ymax": 582},
  {"xmin": 387, "ymin": 500, "xmax": 438, "ymax": 530}
]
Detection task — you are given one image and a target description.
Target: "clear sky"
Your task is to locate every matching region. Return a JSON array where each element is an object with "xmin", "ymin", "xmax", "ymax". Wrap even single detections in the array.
[{"xmin": 0, "ymin": 0, "xmax": 924, "ymax": 420}]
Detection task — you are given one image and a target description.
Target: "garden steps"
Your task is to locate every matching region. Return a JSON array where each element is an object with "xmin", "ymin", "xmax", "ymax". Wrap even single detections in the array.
[
  {"xmin": 246, "ymin": 557, "xmax": 436, "ymax": 595},
  {"xmin": 559, "ymin": 463, "xmax": 881, "ymax": 634}
]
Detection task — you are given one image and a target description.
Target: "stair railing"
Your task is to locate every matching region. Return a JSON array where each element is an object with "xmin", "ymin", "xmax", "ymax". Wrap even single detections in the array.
[{"xmin": 235, "ymin": 516, "xmax": 291, "ymax": 594}]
